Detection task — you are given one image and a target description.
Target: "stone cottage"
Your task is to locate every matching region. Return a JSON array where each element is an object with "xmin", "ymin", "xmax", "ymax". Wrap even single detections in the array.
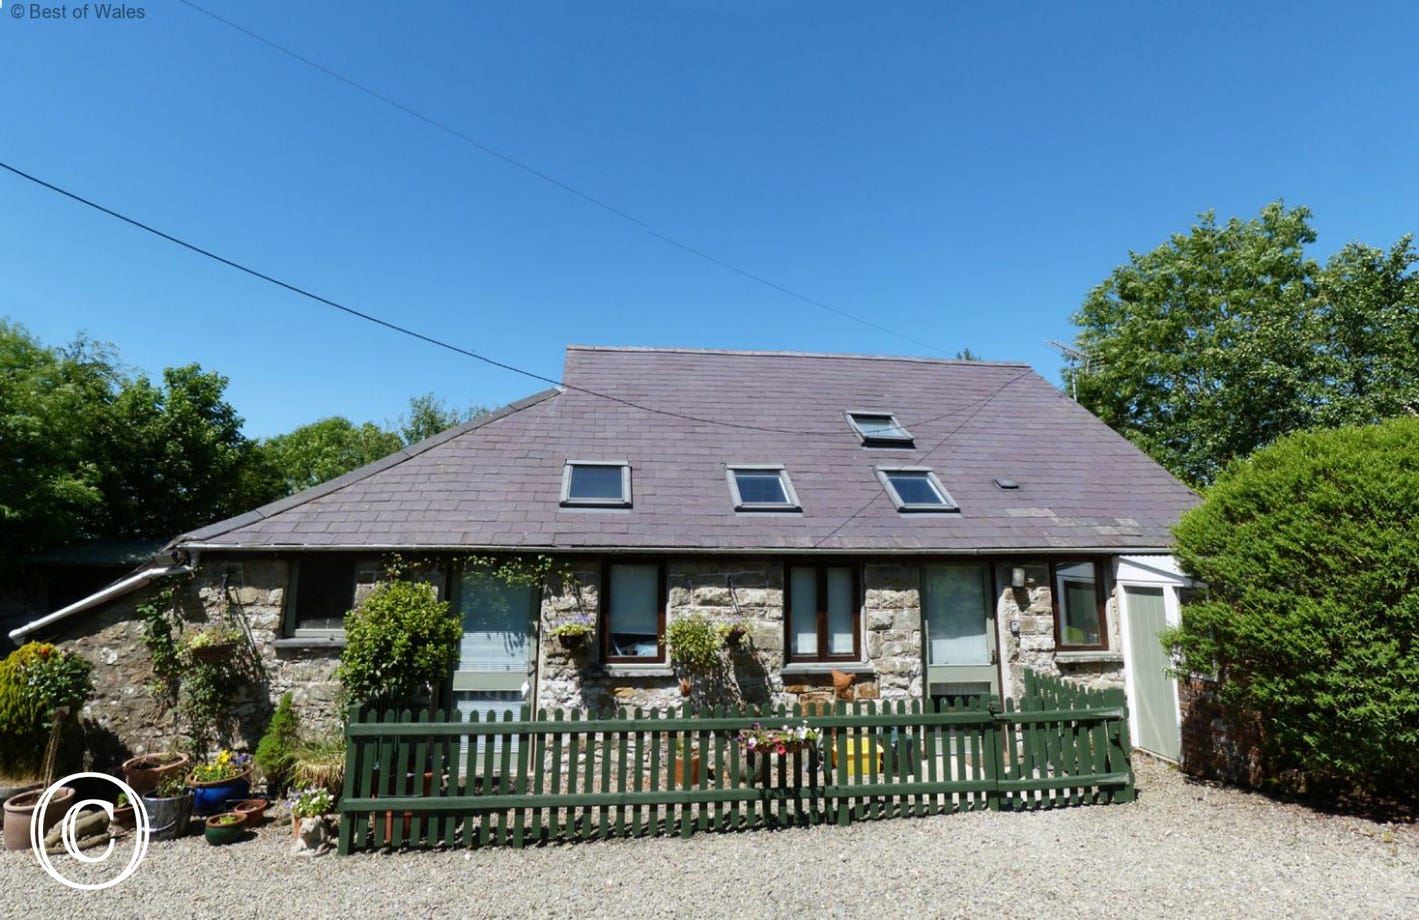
[{"xmin": 10, "ymin": 346, "xmax": 1199, "ymax": 762}]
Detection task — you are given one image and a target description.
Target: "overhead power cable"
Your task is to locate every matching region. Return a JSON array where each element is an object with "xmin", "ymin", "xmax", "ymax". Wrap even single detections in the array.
[
  {"xmin": 811, "ymin": 369, "xmax": 1034, "ymax": 547},
  {"xmin": 0, "ymin": 159, "xmax": 858, "ymax": 436},
  {"xmin": 174, "ymin": 0, "xmax": 948, "ymax": 356}
]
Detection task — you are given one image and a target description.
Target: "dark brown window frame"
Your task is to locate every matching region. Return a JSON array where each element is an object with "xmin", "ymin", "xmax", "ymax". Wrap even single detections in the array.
[
  {"xmin": 286, "ymin": 554, "xmax": 360, "ymax": 637},
  {"xmin": 783, "ymin": 562, "xmax": 863, "ymax": 663},
  {"xmin": 1050, "ymin": 557, "xmax": 1109, "ymax": 651},
  {"xmin": 599, "ymin": 558, "xmax": 667, "ymax": 664}
]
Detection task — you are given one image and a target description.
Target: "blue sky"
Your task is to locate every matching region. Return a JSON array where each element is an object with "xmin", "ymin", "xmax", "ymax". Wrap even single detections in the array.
[{"xmin": 3, "ymin": 1, "xmax": 1417, "ymax": 438}]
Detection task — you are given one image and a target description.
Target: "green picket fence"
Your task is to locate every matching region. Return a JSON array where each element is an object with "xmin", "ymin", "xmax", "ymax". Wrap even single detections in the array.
[{"xmin": 337, "ymin": 672, "xmax": 1133, "ymax": 854}]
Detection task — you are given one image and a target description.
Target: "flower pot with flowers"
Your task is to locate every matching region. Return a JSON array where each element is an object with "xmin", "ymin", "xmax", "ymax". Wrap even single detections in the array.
[
  {"xmin": 187, "ymin": 750, "xmax": 253, "ymax": 816},
  {"xmin": 548, "ymin": 615, "xmax": 594, "ymax": 651},
  {"xmin": 288, "ymin": 787, "xmax": 334, "ymax": 840},
  {"xmin": 737, "ymin": 720, "xmax": 821, "ymax": 757}
]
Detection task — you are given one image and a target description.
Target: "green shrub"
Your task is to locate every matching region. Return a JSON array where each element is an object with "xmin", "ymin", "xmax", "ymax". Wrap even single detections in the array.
[
  {"xmin": 1169, "ymin": 417, "xmax": 1419, "ymax": 795},
  {"xmin": 666, "ymin": 613, "xmax": 725, "ymax": 676},
  {"xmin": 0, "ymin": 644, "xmax": 53, "ymax": 776},
  {"xmin": 255, "ymin": 692, "xmax": 301, "ymax": 795},
  {"xmin": 337, "ymin": 578, "xmax": 461, "ymax": 708},
  {"xmin": 0, "ymin": 643, "xmax": 95, "ymax": 778}
]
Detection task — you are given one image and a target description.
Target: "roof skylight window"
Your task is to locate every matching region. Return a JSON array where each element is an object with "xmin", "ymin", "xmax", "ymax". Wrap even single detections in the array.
[
  {"xmin": 561, "ymin": 461, "xmax": 632, "ymax": 507},
  {"xmin": 875, "ymin": 467, "xmax": 958, "ymax": 512},
  {"xmin": 846, "ymin": 412, "xmax": 913, "ymax": 446},
  {"xmin": 726, "ymin": 465, "xmax": 800, "ymax": 511}
]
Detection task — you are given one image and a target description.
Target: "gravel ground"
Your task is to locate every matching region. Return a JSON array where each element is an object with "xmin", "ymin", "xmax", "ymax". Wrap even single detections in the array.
[{"xmin": 2, "ymin": 758, "xmax": 1414, "ymax": 920}]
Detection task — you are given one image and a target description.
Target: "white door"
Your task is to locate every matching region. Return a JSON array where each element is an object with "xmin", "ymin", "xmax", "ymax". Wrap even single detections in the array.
[{"xmin": 1123, "ymin": 585, "xmax": 1181, "ymax": 761}]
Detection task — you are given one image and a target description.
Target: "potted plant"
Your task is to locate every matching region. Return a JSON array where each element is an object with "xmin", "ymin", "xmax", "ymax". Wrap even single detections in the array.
[
  {"xmin": 671, "ymin": 737, "xmax": 700, "ymax": 787},
  {"xmin": 0, "ymin": 643, "xmax": 92, "ymax": 851},
  {"xmin": 112, "ymin": 792, "xmax": 137, "ymax": 830},
  {"xmin": 187, "ymin": 749, "xmax": 253, "ymax": 816},
  {"xmin": 288, "ymin": 786, "xmax": 334, "ymax": 840},
  {"xmin": 184, "ymin": 625, "xmax": 241, "ymax": 664},
  {"xmin": 737, "ymin": 720, "xmax": 821, "ymax": 756},
  {"xmin": 547, "ymin": 615, "xmax": 594, "ymax": 650},
  {"xmin": 203, "ymin": 812, "xmax": 246, "ymax": 846},
  {"xmin": 337, "ymin": 577, "xmax": 461, "ymax": 711},
  {"xmin": 122, "ymin": 750, "xmax": 191, "ymax": 795},
  {"xmin": 666, "ymin": 613, "xmax": 725, "ymax": 680},
  {"xmin": 232, "ymin": 799, "xmax": 268, "ymax": 828},
  {"xmin": 142, "ymin": 774, "xmax": 194, "ymax": 841}
]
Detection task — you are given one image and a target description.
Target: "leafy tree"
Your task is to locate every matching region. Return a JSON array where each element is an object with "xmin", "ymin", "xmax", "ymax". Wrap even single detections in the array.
[
  {"xmin": 0, "ymin": 324, "xmax": 117, "ymax": 560},
  {"xmin": 1068, "ymin": 202, "xmax": 1419, "ymax": 486},
  {"xmin": 952, "ymin": 348, "xmax": 982, "ymax": 361},
  {"xmin": 0, "ymin": 322, "xmax": 281, "ymax": 559},
  {"xmin": 260, "ymin": 417, "xmax": 403, "ymax": 495},
  {"xmin": 101, "ymin": 364, "xmax": 279, "ymax": 537},
  {"xmin": 397, "ymin": 392, "xmax": 486, "ymax": 444},
  {"xmin": 1167, "ymin": 418, "xmax": 1419, "ymax": 796}
]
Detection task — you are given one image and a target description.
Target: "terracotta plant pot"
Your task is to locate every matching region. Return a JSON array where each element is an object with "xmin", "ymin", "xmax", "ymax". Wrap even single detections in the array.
[
  {"xmin": 112, "ymin": 804, "xmax": 137, "ymax": 830},
  {"xmin": 672, "ymin": 754, "xmax": 701, "ymax": 787},
  {"xmin": 204, "ymin": 813, "xmax": 246, "ymax": 846},
  {"xmin": 232, "ymin": 798, "xmax": 267, "ymax": 828},
  {"xmin": 122, "ymin": 752, "xmax": 191, "ymax": 796},
  {"xmin": 3, "ymin": 786, "xmax": 76, "ymax": 852}
]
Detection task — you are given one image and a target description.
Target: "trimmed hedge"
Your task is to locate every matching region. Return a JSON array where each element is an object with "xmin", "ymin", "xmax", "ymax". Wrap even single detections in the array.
[{"xmin": 1170, "ymin": 417, "xmax": 1419, "ymax": 795}]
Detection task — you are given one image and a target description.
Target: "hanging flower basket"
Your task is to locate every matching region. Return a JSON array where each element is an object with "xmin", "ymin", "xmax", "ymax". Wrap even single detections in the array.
[{"xmin": 189, "ymin": 641, "xmax": 237, "ymax": 664}]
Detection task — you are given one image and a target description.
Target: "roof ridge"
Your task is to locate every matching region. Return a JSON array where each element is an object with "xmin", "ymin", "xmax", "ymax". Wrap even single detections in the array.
[
  {"xmin": 171, "ymin": 387, "xmax": 562, "ymax": 547},
  {"xmin": 564, "ymin": 344, "xmax": 1031, "ymax": 368}
]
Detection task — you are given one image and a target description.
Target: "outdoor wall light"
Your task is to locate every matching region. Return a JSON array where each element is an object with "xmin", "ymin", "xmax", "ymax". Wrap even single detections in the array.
[{"xmin": 1011, "ymin": 566, "xmax": 1026, "ymax": 588}]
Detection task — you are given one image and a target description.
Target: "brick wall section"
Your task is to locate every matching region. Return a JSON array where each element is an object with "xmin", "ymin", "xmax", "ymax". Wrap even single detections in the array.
[{"xmin": 1178, "ymin": 677, "xmax": 1265, "ymax": 787}]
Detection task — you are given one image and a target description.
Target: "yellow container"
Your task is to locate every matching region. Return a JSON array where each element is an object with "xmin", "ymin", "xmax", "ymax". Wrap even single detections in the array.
[{"xmin": 831, "ymin": 737, "xmax": 883, "ymax": 776}]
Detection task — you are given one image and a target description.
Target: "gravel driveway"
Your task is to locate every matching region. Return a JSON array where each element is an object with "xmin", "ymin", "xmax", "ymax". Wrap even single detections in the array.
[{"xmin": 2, "ymin": 758, "xmax": 1414, "ymax": 920}]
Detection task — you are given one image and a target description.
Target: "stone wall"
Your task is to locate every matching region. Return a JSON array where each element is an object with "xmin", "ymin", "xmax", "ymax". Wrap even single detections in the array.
[
  {"xmin": 995, "ymin": 561, "xmax": 1125, "ymax": 700},
  {"xmin": 38, "ymin": 551, "xmax": 1129, "ymax": 766},
  {"xmin": 43, "ymin": 555, "xmax": 347, "ymax": 765},
  {"xmin": 537, "ymin": 560, "xmax": 925, "ymax": 713}
]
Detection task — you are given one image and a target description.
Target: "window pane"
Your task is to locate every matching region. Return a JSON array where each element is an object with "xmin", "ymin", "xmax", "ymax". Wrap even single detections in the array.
[
  {"xmin": 568, "ymin": 465, "xmax": 625, "ymax": 501},
  {"xmin": 294, "ymin": 558, "xmax": 355, "ymax": 631},
  {"xmin": 886, "ymin": 471, "xmax": 946, "ymax": 505},
  {"xmin": 1058, "ymin": 562, "xmax": 1102, "ymax": 646},
  {"xmin": 924, "ymin": 564, "xmax": 988, "ymax": 664},
  {"xmin": 734, "ymin": 471, "xmax": 788, "ymax": 505},
  {"xmin": 458, "ymin": 572, "xmax": 532, "ymax": 672},
  {"xmin": 851, "ymin": 414, "xmax": 908, "ymax": 440},
  {"xmin": 609, "ymin": 564, "xmax": 659, "ymax": 657},
  {"xmin": 826, "ymin": 567, "xmax": 854, "ymax": 655},
  {"xmin": 789, "ymin": 567, "xmax": 818, "ymax": 656}
]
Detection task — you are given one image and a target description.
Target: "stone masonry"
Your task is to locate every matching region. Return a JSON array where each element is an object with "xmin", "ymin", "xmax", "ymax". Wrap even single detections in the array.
[{"xmin": 39, "ymin": 552, "xmax": 1128, "ymax": 766}]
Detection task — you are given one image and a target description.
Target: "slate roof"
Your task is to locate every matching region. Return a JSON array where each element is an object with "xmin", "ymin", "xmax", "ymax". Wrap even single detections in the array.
[{"xmin": 176, "ymin": 346, "xmax": 1199, "ymax": 554}]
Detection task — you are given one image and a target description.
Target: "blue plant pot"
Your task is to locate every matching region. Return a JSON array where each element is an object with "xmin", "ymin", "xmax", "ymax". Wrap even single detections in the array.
[{"xmin": 189, "ymin": 775, "xmax": 251, "ymax": 817}]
